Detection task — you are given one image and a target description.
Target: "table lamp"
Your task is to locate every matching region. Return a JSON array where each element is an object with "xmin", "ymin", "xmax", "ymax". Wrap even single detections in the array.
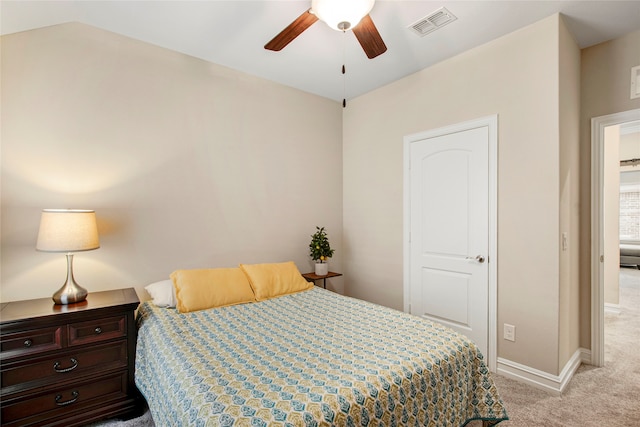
[{"xmin": 36, "ymin": 209, "xmax": 100, "ymax": 304}]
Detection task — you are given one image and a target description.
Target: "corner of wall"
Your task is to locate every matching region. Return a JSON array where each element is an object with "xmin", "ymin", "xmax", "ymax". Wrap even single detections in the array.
[{"xmin": 557, "ymin": 10, "xmax": 582, "ymax": 372}]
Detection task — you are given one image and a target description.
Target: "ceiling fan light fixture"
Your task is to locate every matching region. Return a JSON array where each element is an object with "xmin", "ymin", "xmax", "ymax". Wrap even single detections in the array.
[{"xmin": 312, "ymin": 0, "xmax": 375, "ymax": 31}]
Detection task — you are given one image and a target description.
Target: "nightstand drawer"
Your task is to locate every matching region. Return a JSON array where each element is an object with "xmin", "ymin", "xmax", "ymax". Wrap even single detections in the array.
[
  {"xmin": 1, "ymin": 327, "xmax": 63, "ymax": 359},
  {"xmin": 69, "ymin": 315, "xmax": 126, "ymax": 346},
  {"xmin": 2, "ymin": 340, "xmax": 127, "ymax": 390},
  {"xmin": 0, "ymin": 288, "xmax": 141, "ymax": 426},
  {"xmin": 1, "ymin": 371, "xmax": 129, "ymax": 426}
]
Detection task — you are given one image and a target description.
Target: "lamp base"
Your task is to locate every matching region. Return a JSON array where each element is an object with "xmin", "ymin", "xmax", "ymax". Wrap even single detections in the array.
[
  {"xmin": 52, "ymin": 253, "xmax": 88, "ymax": 305},
  {"xmin": 53, "ymin": 283, "xmax": 88, "ymax": 305}
]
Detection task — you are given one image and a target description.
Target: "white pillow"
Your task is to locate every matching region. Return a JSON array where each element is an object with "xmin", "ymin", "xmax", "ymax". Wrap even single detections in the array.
[{"xmin": 145, "ymin": 279, "xmax": 177, "ymax": 308}]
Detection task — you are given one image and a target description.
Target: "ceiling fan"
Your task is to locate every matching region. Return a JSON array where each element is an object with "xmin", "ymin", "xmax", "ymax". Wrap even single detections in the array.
[{"xmin": 264, "ymin": 0, "xmax": 387, "ymax": 59}]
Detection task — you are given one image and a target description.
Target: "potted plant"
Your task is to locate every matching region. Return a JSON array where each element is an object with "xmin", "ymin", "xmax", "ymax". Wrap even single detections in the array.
[{"xmin": 309, "ymin": 226, "xmax": 335, "ymax": 276}]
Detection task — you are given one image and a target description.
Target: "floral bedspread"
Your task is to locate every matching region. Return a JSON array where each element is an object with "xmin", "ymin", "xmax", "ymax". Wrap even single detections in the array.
[{"xmin": 135, "ymin": 287, "xmax": 508, "ymax": 426}]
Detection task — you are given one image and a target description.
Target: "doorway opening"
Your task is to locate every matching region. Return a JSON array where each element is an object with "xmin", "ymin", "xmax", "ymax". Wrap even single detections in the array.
[{"xmin": 590, "ymin": 108, "xmax": 640, "ymax": 367}]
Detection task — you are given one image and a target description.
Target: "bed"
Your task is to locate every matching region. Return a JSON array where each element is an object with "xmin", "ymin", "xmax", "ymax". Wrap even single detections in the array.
[{"xmin": 135, "ymin": 264, "xmax": 508, "ymax": 426}]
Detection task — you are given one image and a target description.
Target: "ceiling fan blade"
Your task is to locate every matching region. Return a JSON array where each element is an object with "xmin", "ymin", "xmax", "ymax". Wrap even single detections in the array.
[
  {"xmin": 265, "ymin": 9, "xmax": 319, "ymax": 51},
  {"xmin": 352, "ymin": 14, "xmax": 387, "ymax": 59}
]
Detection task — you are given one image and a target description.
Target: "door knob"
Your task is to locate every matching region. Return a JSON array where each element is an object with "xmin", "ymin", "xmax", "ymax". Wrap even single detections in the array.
[{"xmin": 466, "ymin": 255, "xmax": 486, "ymax": 263}]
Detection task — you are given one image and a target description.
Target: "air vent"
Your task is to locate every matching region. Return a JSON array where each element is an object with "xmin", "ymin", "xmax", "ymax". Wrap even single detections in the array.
[{"xmin": 408, "ymin": 7, "xmax": 457, "ymax": 37}]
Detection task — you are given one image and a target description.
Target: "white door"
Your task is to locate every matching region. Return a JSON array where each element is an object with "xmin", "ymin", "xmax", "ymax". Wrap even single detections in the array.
[{"xmin": 404, "ymin": 116, "xmax": 496, "ymax": 365}]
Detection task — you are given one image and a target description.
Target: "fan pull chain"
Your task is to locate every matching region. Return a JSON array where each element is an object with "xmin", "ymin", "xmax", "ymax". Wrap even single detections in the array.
[
  {"xmin": 342, "ymin": 30, "xmax": 347, "ymax": 108},
  {"xmin": 342, "ymin": 64, "xmax": 346, "ymax": 108}
]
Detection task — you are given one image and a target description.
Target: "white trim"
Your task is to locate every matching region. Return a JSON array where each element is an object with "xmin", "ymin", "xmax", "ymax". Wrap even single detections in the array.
[
  {"xmin": 497, "ymin": 348, "xmax": 585, "ymax": 395},
  {"xmin": 591, "ymin": 109, "xmax": 640, "ymax": 368},
  {"xmin": 403, "ymin": 114, "xmax": 498, "ymax": 372}
]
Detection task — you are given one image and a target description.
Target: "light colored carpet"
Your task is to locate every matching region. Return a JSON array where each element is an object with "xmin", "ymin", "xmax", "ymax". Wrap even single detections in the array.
[
  {"xmin": 87, "ymin": 409, "xmax": 154, "ymax": 427},
  {"xmin": 489, "ymin": 267, "xmax": 640, "ymax": 427},
  {"xmin": 96, "ymin": 268, "xmax": 640, "ymax": 426}
]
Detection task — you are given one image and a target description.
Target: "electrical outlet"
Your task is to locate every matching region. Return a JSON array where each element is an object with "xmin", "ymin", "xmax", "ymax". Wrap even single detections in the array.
[{"xmin": 504, "ymin": 324, "xmax": 516, "ymax": 342}]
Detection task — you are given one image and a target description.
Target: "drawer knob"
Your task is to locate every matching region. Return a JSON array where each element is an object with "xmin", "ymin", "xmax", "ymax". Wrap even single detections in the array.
[
  {"xmin": 23, "ymin": 339, "xmax": 33, "ymax": 347},
  {"xmin": 55, "ymin": 390, "xmax": 79, "ymax": 406},
  {"xmin": 53, "ymin": 358, "xmax": 78, "ymax": 373},
  {"xmin": 94, "ymin": 327, "xmax": 102, "ymax": 334}
]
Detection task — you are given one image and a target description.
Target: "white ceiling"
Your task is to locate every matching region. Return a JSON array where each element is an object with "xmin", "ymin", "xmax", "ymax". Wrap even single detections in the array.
[{"xmin": 2, "ymin": 1, "xmax": 640, "ymax": 102}]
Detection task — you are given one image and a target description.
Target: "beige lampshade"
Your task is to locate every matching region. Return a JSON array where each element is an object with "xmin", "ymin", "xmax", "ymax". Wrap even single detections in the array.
[{"xmin": 36, "ymin": 209, "xmax": 100, "ymax": 252}]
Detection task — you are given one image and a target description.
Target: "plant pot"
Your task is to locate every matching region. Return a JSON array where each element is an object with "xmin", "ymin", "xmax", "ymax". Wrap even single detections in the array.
[{"xmin": 315, "ymin": 262, "xmax": 329, "ymax": 276}]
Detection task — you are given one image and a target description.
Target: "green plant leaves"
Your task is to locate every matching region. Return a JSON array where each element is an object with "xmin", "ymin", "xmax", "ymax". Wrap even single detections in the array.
[{"xmin": 309, "ymin": 226, "xmax": 335, "ymax": 262}]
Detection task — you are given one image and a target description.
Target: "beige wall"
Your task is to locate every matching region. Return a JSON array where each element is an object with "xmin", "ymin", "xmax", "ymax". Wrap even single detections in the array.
[
  {"xmin": 0, "ymin": 23, "xmax": 344, "ymax": 302},
  {"xmin": 344, "ymin": 14, "xmax": 571, "ymax": 374},
  {"xmin": 579, "ymin": 29, "xmax": 640, "ymax": 347},
  {"xmin": 558, "ymin": 18, "xmax": 581, "ymax": 369},
  {"xmin": 603, "ymin": 126, "xmax": 621, "ymax": 306}
]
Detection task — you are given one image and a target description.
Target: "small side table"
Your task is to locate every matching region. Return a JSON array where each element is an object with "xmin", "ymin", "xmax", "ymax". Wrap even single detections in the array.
[{"xmin": 302, "ymin": 271, "xmax": 342, "ymax": 289}]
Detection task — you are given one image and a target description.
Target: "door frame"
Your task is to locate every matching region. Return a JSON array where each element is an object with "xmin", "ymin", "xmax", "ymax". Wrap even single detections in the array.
[
  {"xmin": 403, "ymin": 114, "xmax": 498, "ymax": 372},
  {"xmin": 590, "ymin": 108, "xmax": 640, "ymax": 367}
]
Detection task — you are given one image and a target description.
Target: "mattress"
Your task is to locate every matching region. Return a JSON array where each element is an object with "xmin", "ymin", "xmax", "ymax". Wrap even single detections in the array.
[{"xmin": 135, "ymin": 287, "xmax": 508, "ymax": 426}]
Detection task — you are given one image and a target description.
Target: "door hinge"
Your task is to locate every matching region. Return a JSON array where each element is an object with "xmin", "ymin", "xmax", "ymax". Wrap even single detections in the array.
[{"xmin": 600, "ymin": 255, "xmax": 604, "ymax": 263}]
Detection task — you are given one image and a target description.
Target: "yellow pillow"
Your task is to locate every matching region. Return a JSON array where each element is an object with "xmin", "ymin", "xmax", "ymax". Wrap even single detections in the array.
[
  {"xmin": 239, "ymin": 261, "xmax": 313, "ymax": 301},
  {"xmin": 170, "ymin": 268, "xmax": 256, "ymax": 313}
]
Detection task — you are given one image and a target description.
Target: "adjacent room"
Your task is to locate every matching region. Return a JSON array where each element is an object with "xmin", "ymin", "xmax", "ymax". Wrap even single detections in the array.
[{"xmin": 1, "ymin": 1, "xmax": 639, "ymax": 426}]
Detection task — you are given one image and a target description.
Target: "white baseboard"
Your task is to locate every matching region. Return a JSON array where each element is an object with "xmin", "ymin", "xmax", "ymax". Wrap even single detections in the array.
[
  {"xmin": 497, "ymin": 348, "xmax": 586, "ymax": 395},
  {"xmin": 605, "ymin": 303, "xmax": 622, "ymax": 314}
]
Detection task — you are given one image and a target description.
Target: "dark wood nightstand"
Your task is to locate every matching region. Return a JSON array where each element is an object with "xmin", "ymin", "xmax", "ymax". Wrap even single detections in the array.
[
  {"xmin": 302, "ymin": 271, "xmax": 342, "ymax": 289},
  {"xmin": 0, "ymin": 288, "xmax": 142, "ymax": 427}
]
